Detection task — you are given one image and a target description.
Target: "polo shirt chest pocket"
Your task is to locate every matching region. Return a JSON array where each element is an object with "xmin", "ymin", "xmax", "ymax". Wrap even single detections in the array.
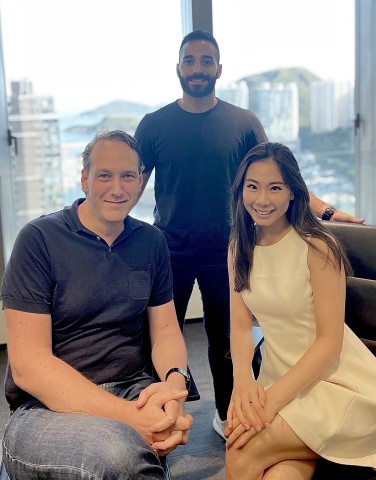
[{"xmin": 129, "ymin": 265, "xmax": 151, "ymax": 300}]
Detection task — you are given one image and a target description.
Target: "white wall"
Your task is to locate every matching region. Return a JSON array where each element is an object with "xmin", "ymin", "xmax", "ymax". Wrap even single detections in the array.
[
  {"xmin": 185, "ymin": 281, "xmax": 203, "ymax": 319},
  {"xmin": 0, "ymin": 302, "xmax": 6, "ymax": 344}
]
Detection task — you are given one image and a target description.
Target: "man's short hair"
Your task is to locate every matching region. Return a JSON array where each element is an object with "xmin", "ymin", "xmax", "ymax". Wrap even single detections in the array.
[
  {"xmin": 82, "ymin": 130, "xmax": 143, "ymax": 173},
  {"xmin": 179, "ymin": 30, "xmax": 220, "ymax": 61}
]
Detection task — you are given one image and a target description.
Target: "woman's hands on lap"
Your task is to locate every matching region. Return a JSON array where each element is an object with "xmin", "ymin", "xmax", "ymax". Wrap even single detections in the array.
[
  {"xmin": 226, "ymin": 383, "xmax": 279, "ymax": 449},
  {"xmin": 227, "ymin": 376, "xmax": 269, "ymax": 434}
]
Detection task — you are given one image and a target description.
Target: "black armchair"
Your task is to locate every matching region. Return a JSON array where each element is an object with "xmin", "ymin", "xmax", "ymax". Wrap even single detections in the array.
[
  {"xmin": 325, "ymin": 222, "xmax": 376, "ymax": 355},
  {"xmin": 311, "ymin": 222, "xmax": 376, "ymax": 480}
]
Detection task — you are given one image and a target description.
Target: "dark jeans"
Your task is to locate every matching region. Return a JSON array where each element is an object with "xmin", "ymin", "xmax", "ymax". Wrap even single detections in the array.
[{"xmin": 171, "ymin": 260, "xmax": 233, "ymax": 420}]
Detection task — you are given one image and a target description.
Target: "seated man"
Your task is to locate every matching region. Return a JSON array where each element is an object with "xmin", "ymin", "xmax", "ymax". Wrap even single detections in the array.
[{"xmin": 1, "ymin": 130, "xmax": 192, "ymax": 479}]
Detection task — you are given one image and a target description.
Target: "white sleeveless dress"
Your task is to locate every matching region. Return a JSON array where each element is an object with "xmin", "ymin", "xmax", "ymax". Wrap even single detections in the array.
[{"xmin": 241, "ymin": 228, "xmax": 376, "ymax": 468}]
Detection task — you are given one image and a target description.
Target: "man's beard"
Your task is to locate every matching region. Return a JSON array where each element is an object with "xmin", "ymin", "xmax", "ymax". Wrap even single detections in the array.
[{"xmin": 178, "ymin": 72, "xmax": 218, "ymax": 98}]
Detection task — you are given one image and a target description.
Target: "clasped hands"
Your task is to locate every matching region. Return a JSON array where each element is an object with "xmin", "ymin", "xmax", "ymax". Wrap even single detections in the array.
[
  {"xmin": 225, "ymin": 377, "xmax": 276, "ymax": 449},
  {"xmin": 135, "ymin": 382, "xmax": 193, "ymax": 456}
]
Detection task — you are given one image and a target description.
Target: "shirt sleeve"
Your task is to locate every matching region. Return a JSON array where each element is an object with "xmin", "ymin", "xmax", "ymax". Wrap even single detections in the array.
[
  {"xmin": 135, "ymin": 114, "xmax": 157, "ymax": 173},
  {"xmin": 1, "ymin": 223, "xmax": 52, "ymax": 313},
  {"xmin": 147, "ymin": 232, "xmax": 173, "ymax": 307}
]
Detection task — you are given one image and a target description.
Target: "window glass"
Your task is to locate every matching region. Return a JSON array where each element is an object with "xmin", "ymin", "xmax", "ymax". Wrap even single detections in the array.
[
  {"xmin": 1, "ymin": 0, "xmax": 182, "ymax": 231},
  {"xmin": 213, "ymin": 0, "xmax": 356, "ymax": 214}
]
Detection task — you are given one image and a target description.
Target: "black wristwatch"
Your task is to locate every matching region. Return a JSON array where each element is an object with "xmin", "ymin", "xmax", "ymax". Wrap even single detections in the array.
[
  {"xmin": 322, "ymin": 206, "xmax": 336, "ymax": 221},
  {"xmin": 165, "ymin": 367, "xmax": 191, "ymax": 390}
]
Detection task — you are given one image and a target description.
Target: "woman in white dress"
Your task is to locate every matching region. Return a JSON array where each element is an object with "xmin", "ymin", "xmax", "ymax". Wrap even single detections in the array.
[{"xmin": 225, "ymin": 142, "xmax": 376, "ymax": 480}]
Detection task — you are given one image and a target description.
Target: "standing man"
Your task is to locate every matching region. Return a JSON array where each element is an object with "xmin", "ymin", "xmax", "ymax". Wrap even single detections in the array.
[
  {"xmin": 135, "ymin": 30, "xmax": 365, "ymax": 440},
  {"xmin": 1, "ymin": 130, "xmax": 192, "ymax": 479}
]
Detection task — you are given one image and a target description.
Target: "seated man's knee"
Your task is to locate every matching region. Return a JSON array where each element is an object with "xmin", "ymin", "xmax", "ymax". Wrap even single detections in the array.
[{"xmin": 80, "ymin": 420, "xmax": 164, "ymax": 478}]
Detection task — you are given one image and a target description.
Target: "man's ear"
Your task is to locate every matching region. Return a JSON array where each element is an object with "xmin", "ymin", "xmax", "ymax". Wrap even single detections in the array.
[
  {"xmin": 138, "ymin": 172, "xmax": 143, "ymax": 192},
  {"xmin": 176, "ymin": 64, "xmax": 180, "ymax": 77},
  {"xmin": 81, "ymin": 168, "xmax": 89, "ymax": 194},
  {"xmin": 216, "ymin": 64, "xmax": 223, "ymax": 79}
]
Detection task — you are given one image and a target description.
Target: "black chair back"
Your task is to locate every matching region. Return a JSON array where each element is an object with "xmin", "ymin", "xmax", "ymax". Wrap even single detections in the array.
[{"xmin": 325, "ymin": 222, "xmax": 376, "ymax": 355}]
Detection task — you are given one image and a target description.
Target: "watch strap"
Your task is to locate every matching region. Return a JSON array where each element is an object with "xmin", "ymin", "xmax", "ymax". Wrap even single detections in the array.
[
  {"xmin": 322, "ymin": 206, "xmax": 335, "ymax": 221},
  {"xmin": 165, "ymin": 367, "xmax": 191, "ymax": 389}
]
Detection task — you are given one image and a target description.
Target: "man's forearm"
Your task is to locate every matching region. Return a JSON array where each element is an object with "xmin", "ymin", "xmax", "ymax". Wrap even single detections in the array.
[
  {"xmin": 309, "ymin": 191, "xmax": 329, "ymax": 218},
  {"xmin": 309, "ymin": 191, "xmax": 365, "ymax": 224},
  {"xmin": 13, "ymin": 351, "xmax": 136, "ymax": 420},
  {"xmin": 148, "ymin": 302, "xmax": 188, "ymax": 390},
  {"xmin": 151, "ymin": 329, "xmax": 188, "ymax": 391},
  {"xmin": 13, "ymin": 350, "xmax": 186, "ymax": 448}
]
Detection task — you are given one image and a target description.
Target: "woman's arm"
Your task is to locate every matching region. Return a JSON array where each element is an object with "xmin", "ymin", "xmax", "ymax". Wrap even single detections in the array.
[
  {"xmin": 227, "ymin": 249, "xmax": 267, "ymax": 431},
  {"xmin": 265, "ymin": 237, "xmax": 346, "ymax": 416},
  {"xmin": 228, "ymin": 252, "xmax": 255, "ymax": 387}
]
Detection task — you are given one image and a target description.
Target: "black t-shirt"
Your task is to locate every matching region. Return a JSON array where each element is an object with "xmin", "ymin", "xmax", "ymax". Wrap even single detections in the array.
[
  {"xmin": 135, "ymin": 99, "xmax": 267, "ymax": 264},
  {"xmin": 1, "ymin": 200, "xmax": 173, "ymax": 409}
]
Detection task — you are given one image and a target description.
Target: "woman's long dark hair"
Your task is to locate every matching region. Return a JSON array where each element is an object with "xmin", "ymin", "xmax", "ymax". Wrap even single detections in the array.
[{"xmin": 229, "ymin": 142, "xmax": 352, "ymax": 292}]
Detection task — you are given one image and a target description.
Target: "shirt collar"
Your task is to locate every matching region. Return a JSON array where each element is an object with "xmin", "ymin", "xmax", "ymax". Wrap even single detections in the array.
[{"xmin": 62, "ymin": 198, "xmax": 143, "ymax": 240}]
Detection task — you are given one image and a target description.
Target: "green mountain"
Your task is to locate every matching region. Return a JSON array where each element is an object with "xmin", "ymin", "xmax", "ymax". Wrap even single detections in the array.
[
  {"xmin": 242, "ymin": 67, "xmax": 320, "ymax": 128},
  {"xmin": 81, "ymin": 100, "xmax": 154, "ymax": 117},
  {"xmin": 63, "ymin": 100, "xmax": 157, "ymax": 136}
]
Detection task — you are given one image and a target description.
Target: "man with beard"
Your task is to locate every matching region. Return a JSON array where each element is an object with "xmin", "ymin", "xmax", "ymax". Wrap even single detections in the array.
[{"xmin": 135, "ymin": 30, "xmax": 365, "ymax": 441}]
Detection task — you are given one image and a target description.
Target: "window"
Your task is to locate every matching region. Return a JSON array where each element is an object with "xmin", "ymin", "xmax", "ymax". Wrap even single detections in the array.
[
  {"xmin": 1, "ymin": 0, "xmax": 183, "ymax": 238},
  {"xmin": 213, "ymin": 0, "xmax": 356, "ymax": 214}
]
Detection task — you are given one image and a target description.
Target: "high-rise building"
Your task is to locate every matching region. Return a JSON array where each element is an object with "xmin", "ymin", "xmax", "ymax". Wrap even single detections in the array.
[
  {"xmin": 217, "ymin": 80, "xmax": 249, "ymax": 109},
  {"xmin": 249, "ymin": 82, "xmax": 299, "ymax": 144},
  {"xmin": 8, "ymin": 79, "xmax": 64, "ymax": 231},
  {"xmin": 310, "ymin": 80, "xmax": 354, "ymax": 133}
]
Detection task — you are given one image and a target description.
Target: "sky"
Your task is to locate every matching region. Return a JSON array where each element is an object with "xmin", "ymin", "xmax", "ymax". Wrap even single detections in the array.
[{"xmin": 0, "ymin": 0, "xmax": 355, "ymax": 113}]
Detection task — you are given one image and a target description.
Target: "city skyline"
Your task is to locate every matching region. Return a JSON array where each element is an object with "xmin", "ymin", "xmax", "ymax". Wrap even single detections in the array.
[{"xmin": 1, "ymin": 0, "xmax": 355, "ymax": 112}]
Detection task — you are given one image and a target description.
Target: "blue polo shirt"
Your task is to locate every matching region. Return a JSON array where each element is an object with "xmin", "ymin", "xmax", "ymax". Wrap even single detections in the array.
[{"xmin": 1, "ymin": 199, "xmax": 173, "ymax": 409}]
